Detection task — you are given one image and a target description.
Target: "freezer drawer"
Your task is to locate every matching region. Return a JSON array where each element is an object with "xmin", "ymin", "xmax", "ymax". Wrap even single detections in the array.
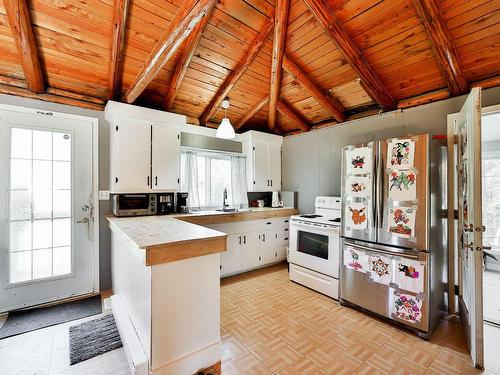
[{"xmin": 341, "ymin": 241, "xmax": 430, "ymax": 332}]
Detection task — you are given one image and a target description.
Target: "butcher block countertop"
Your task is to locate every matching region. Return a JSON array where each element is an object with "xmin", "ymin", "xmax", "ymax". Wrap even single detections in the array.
[{"xmin": 107, "ymin": 207, "xmax": 296, "ymax": 266}]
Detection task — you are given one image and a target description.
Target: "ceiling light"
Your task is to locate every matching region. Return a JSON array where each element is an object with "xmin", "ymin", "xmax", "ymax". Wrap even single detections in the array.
[{"xmin": 216, "ymin": 97, "xmax": 235, "ymax": 139}]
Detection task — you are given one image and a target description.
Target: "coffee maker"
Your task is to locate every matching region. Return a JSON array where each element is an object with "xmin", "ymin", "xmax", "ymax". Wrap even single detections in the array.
[{"xmin": 176, "ymin": 192, "xmax": 189, "ymax": 213}]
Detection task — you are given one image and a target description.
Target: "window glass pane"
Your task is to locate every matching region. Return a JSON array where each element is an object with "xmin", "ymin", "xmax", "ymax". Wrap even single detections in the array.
[
  {"xmin": 33, "ymin": 248, "xmax": 52, "ymax": 279},
  {"xmin": 33, "ymin": 160, "xmax": 52, "ymax": 190},
  {"xmin": 210, "ymin": 158, "xmax": 231, "ymax": 206},
  {"xmin": 10, "ymin": 251, "xmax": 32, "ymax": 283},
  {"xmin": 53, "ymin": 218, "xmax": 71, "ymax": 247},
  {"xmin": 53, "ymin": 246, "xmax": 71, "ymax": 276},
  {"xmin": 11, "ymin": 128, "xmax": 32, "ymax": 159},
  {"xmin": 197, "ymin": 156, "xmax": 206, "ymax": 205},
  {"xmin": 33, "ymin": 130, "xmax": 52, "ymax": 160},
  {"xmin": 53, "ymin": 161, "xmax": 70, "ymax": 190},
  {"xmin": 10, "ymin": 190, "xmax": 31, "ymax": 221},
  {"xmin": 33, "ymin": 220, "xmax": 52, "ymax": 250},
  {"xmin": 33, "ymin": 190, "xmax": 52, "ymax": 219},
  {"xmin": 11, "ymin": 159, "xmax": 32, "ymax": 190},
  {"xmin": 10, "ymin": 221, "xmax": 32, "ymax": 252},
  {"xmin": 53, "ymin": 190, "xmax": 71, "ymax": 218},
  {"xmin": 53, "ymin": 133, "xmax": 71, "ymax": 161}
]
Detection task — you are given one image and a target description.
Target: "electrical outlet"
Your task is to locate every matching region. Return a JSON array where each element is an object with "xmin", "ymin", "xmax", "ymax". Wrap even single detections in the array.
[{"xmin": 98, "ymin": 190, "xmax": 110, "ymax": 200}]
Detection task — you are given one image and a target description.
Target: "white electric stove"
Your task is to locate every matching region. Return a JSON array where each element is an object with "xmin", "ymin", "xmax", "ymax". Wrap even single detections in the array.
[{"xmin": 289, "ymin": 196, "xmax": 342, "ymax": 299}]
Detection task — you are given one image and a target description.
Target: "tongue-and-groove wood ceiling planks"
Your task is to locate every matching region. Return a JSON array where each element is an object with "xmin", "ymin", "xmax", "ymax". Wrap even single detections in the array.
[{"xmin": 0, "ymin": 0, "xmax": 498, "ymax": 134}]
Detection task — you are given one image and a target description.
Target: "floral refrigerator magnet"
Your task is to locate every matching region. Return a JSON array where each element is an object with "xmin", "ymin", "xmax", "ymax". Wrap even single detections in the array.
[
  {"xmin": 393, "ymin": 293, "xmax": 423, "ymax": 323},
  {"xmin": 397, "ymin": 260, "xmax": 424, "ymax": 294},
  {"xmin": 346, "ymin": 147, "xmax": 372, "ymax": 174},
  {"xmin": 346, "ymin": 203, "xmax": 368, "ymax": 230},
  {"xmin": 344, "ymin": 248, "xmax": 369, "ymax": 272},
  {"xmin": 369, "ymin": 255, "xmax": 392, "ymax": 285},
  {"xmin": 388, "ymin": 170, "xmax": 416, "ymax": 201},
  {"xmin": 387, "ymin": 139, "xmax": 415, "ymax": 169},
  {"xmin": 387, "ymin": 207, "xmax": 416, "ymax": 238}
]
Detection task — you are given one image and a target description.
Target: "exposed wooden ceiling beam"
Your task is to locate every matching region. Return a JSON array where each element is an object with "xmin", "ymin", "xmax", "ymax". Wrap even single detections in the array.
[
  {"xmin": 199, "ymin": 16, "xmax": 274, "ymax": 125},
  {"xmin": 235, "ymin": 96, "xmax": 269, "ymax": 130},
  {"xmin": 122, "ymin": 0, "xmax": 217, "ymax": 103},
  {"xmin": 108, "ymin": 0, "xmax": 129, "ymax": 100},
  {"xmin": 164, "ymin": 14, "xmax": 210, "ymax": 110},
  {"xmin": 303, "ymin": 0, "xmax": 396, "ymax": 110},
  {"xmin": 413, "ymin": 0, "xmax": 468, "ymax": 96},
  {"xmin": 282, "ymin": 54, "xmax": 345, "ymax": 122},
  {"xmin": 277, "ymin": 100, "xmax": 310, "ymax": 132},
  {"xmin": 268, "ymin": 0, "xmax": 289, "ymax": 131},
  {"xmin": 4, "ymin": 0, "xmax": 45, "ymax": 93}
]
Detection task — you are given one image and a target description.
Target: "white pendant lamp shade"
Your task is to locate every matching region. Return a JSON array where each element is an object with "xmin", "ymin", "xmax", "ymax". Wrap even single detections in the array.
[{"xmin": 216, "ymin": 117, "xmax": 235, "ymax": 139}]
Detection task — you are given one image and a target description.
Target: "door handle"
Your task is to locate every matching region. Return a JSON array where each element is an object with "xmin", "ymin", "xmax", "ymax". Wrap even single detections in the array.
[
  {"xmin": 239, "ymin": 236, "xmax": 242, "ymax": 245},
  {"xmin": 263, "ymin": 234, "xmax": 266, "ymax": 242},
  {"xmin": 155, "ymin": 176, "xmax": 158, "ymax": 186},
  {"xmin": 147, "ymin": 176, "xmax": 150, "ymax": 186},
  {"xmin": 270, "ymin": 180, "xmax": 273, "ymax": 187}
]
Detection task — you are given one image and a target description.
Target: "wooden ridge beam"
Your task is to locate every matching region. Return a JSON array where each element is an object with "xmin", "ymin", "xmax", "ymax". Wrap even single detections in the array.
[
  {"xmin": 282, "ymin": 54, "xmax": 345, "ymax": 122},
  {"xmin": 268, "ymin": 0, "xmax": 289, "ymax": 131},
  {"xmin": 4, "ymin": 0, "xmax": 45, "ymax": 93},
  {"xmin": 108, "ymin": 0, "xmax": 129, "ymax": 99},
  {"xmin": 303, "ymin": 0, "xmax": 396, "ymax": 110},
  {"xmin": 277, "ymin": 100, "xmax": 310, "ymax": 132},
  {"xmin": 199, "ymin": 16, "xmax": 274, "ymax": 126},
  {"xmin": 413, "ymin": 0, "xmax": 468, "ymax": 96},
  {"xmin": 164, "ymin": 14, "xmax": 210, "ymax": 110},
  {"xmin": 122, "ymin": 0, "xmax": 217, "ymax": 103},
  {"xmin": 235, "ymin": 96, "xmax": 269, "ymax": 130}
]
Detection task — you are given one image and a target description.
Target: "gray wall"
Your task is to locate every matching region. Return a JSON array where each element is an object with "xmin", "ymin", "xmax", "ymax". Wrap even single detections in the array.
[
  {"xmin": 0, "ymin": 94, "xmax": 112, "ymax": 290},
  {"xmin": 282, "ymin": 86, "xmax": 500, "ymax": 213}
]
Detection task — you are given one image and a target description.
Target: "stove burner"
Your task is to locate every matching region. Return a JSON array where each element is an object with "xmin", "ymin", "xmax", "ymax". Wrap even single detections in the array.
[
  {"xmin": 329, "ymin": 218, "xmax": 341, "ymax": 222},
  {"xmin": 300, "ymin": 214, "xmax": 323, "ymax": 218}
]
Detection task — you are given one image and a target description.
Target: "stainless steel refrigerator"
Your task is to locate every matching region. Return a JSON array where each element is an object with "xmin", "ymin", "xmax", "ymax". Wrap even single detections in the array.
[{"xmin": 340, "ymin": 133, "xmax": 447, "ymax": 338}]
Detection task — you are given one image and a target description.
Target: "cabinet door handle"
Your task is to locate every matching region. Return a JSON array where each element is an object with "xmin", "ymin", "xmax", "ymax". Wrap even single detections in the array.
[
  {"xmin": 263, "ymin": 234, "xmax": 266, "ymax": 242},
  {"xmin": 244, "ymin": 236, "xmax": 246, "ymax": 244},
  {"xmin": 147, "ymin": 176, "xmax": 150, "ymax": 186},
  {"xmin": 259, "ymin": 256, "xmax": 261, "ymax": 261},
  {"xmin": 238, "ymin": 236, "xmax": 241, "ymax": 245},
  {"xmin": 155, "ymin": 176, "xmax": 158, "ymax": 186},
  {"xmin": 266, "ymin": 222, "xmax": 272, "ymax": 225},
  {"xmin": 270, "ymin": 180, "xmax": 272, "ymax": 187}
]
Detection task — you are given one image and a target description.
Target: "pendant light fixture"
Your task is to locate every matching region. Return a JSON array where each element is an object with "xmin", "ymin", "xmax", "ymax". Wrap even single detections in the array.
[{"xmin": 216, "ymin": 97, "xmax": 235, "ymax": 139}]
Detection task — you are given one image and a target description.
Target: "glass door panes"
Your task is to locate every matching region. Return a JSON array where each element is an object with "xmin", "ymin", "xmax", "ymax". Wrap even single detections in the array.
[{"xmin": 9, "ymin": 127, "xmax": 72, "ymax": 284}]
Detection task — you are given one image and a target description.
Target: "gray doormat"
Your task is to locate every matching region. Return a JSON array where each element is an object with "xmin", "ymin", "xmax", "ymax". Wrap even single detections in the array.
[
  {"xmin": 69, "ymin": 314, "xmax": 123, "ymax": 365},
  {"xmin": 0, "ymin": 295, "xmax": 102, "ymax": 339}
]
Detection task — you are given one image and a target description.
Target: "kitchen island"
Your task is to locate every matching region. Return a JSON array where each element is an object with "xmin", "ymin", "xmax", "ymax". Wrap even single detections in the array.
[{"xmin": 107, "ymin": 207, "xmax": 296, "ymax": 375}]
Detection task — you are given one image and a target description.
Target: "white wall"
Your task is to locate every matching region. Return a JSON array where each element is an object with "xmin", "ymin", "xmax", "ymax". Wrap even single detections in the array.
[{"xmin": 282, "ymin": 86, "xmax": 500, "ymax": 213}]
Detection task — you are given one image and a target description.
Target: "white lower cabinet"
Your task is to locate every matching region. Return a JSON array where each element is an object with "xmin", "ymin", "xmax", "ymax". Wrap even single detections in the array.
[{"xmin": 215, "ymin": 217, "xmax": 291, "ymax": 278}]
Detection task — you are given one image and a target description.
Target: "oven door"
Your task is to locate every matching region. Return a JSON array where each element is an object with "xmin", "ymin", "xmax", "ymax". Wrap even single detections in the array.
[{"xmin": 289, "ymin": 221, "xmax": 339, "ymax": 278}]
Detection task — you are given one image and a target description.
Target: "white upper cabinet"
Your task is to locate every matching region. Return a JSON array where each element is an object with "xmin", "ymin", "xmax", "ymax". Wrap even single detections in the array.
[
  {"xmin": 241, "ymin": 131, "xmax": 283, "ymax": 192},
  {"xmin": 106, "ymin": 101, "xmax": 185, "ymax": 193},
  {"xmin": 151, "ymin": 124, "xmax": 180, "ymax": 191}
]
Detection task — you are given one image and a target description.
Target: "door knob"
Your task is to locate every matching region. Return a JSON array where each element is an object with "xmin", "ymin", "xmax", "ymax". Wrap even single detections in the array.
[{"xmin": 81, "ymin": 204, "xmax": 90, "ymax": 211}]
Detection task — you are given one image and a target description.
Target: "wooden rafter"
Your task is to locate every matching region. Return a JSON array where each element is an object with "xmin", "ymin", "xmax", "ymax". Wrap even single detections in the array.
[
  {"xmin": 413, "ymin": 0, "xmax": 468, "ymax": 96},
  {"xmin": 235, "ymin": 96, "xmax": 269, "ymax": 130},
  {"xmin": 4, "ymin": 0, "xmax": 45, "ymax": 93},
  {"xmin": 108, "ymin": 0, "xmax": 129, "ymax": 99},
  {"xmin": 122, "ymin": 0, "xmax": 217, "ymax": 103},
  {"xmin": 199, "ymin": 16, "xmax": 274, "ymax": 126},
  {"xmin": 268, "ymin": 0, "xmax": 289, "ymax": 131},
  {"xmin": 303, "ymin": 0, "xmax": 396, "ymax": 110},
  {"xmin": 164, "ymin": 14, "xmax": 210, "ymax": 110},
  {"xmin": 277, "ymin": 100, "xmax": 310, "ymax": 132},
  {"xmin": 282, "ymin": 54, "xmax": 345, "ymax": 122}
]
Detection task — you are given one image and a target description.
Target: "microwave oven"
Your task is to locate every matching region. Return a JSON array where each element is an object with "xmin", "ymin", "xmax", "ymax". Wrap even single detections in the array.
[{"xmin": 111, "ymin": 193, "xmax": 174, "ymax": 217}]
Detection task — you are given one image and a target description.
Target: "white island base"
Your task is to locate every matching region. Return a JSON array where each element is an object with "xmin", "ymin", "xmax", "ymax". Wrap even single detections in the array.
[{"xmin": 110, "ymin": 226, "xmax": 223, "ymax": 375}]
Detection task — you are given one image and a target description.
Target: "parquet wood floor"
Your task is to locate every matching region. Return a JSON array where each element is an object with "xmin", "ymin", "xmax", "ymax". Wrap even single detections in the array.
[{"xmin": 220, "ymin": 264, "xmax": 487, "ymax": 374}]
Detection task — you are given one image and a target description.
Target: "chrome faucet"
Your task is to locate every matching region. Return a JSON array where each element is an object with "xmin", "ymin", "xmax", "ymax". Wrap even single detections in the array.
[{"xmin": 223, "ymin": 188, "xmax": 229, "ymax": 209}]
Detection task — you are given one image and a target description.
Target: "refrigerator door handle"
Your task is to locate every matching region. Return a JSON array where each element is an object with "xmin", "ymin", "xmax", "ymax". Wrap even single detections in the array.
[
  {"xmin": 346, "ymin": 242, "xmax": 419, "ymax": 260},
  {"xmin": 372, "ymin": 144, "xmax": 378, "ymax": 227},
  {"xmin": 377, "ymin": 141, "xmax": 384, "ymax": 229}
]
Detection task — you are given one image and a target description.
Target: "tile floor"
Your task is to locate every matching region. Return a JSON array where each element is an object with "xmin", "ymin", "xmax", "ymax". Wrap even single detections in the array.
[{"xmin": 1, "ymin": 263, "xmax": 499, "ymax": 374}]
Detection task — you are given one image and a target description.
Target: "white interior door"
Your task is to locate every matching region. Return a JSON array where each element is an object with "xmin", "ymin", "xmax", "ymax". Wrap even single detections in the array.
[
  {"xmin": 455, "ymin": 87, "xmax": 484, "ymax": 368},
  {"xmin": 0, "ymin": 108, "xmax": 97, "ymax": 312}
]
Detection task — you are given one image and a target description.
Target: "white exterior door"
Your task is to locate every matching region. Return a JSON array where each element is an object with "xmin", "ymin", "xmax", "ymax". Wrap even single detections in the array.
[
  {"xmin": 151, "ymin": 124, "xmax": 179, "ymax": 191},
  {"xmin": 455, "ymin": 88, "xmax": 484, "ymax": 368},
  {"xmin": 0, "ymin": 107, "xmax": 97, "ymax": 312}
]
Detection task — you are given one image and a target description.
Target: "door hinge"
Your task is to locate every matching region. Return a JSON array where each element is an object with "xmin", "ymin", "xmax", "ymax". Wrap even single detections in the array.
[{"xmin": 115, "ymin": 125, "xmax": 119, "ymax": 131}]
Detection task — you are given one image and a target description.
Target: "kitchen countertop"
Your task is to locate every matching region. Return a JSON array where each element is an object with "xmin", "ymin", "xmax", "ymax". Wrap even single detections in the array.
[{"xmin": 107, "ymin": 207, "xmax": 296, "ymax": 266}]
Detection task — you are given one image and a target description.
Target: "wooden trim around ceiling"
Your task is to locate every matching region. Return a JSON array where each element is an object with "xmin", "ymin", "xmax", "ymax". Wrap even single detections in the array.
[
  {"xmin": 398, "ymin": 89, "xmax": 450, "ymax": 109},
  {"xmin": 122, "ymin": 0, "xmax": 217, "ymax": 103},
  {"xmin": 199, "ymin": 16, "xmax": 274, "ymax": 126},
  {"xmin": 277, "ymin": 100, "xmax": 310, "ymax": 132},
  {"xmin": 303, "ymin": 0, "xmax": 396, "ymax": 110},
  {"xmin": 4, "ymin": 0, "xmax": 45, "ymax": 93},
  {"xmin": 282, "ymin": 54, "xmax": 345, "ymax": 122},
  {"xmin": 235, "ymin": 96, "xmax": 269, "ymax": 130},
  {"xmin": 108, "ymin": 0, "xmax": 129, "ymax": 100},
  {"xmin": 268, "ymin": 0, "xmax": 289, "ymax": 131},
  {"xmin": 164, "ymin": 14, "xmax": 211, "ymax": 110},
  {"xmin": 412, "ymin": 0, "xmax": 468, "ymax": 96}
]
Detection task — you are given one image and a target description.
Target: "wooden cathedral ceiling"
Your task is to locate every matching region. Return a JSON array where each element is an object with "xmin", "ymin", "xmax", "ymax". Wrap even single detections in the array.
[{"xmin": 0, "ymin": 0, "xmax": 499, "ymax": 135}]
